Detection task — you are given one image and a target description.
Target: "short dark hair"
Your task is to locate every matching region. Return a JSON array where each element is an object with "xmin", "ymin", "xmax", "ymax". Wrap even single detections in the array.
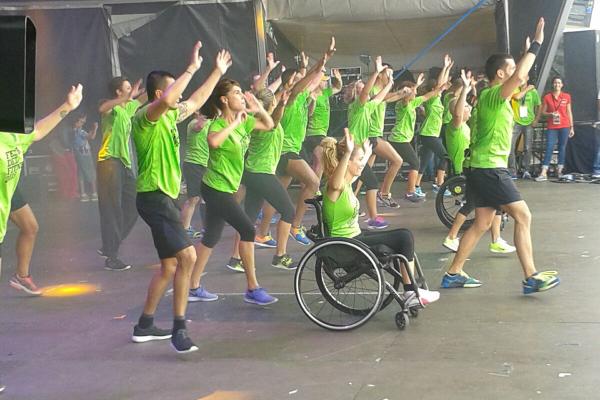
[
  {"xmin": 552, "ymin": 75, "xmax": 563, "ymax": 84},
  {"xmin": 108, "ymin": 76, "xmax": 128, "ymax": 98},
  {"xmin": 146, "ymin": 70, "xmax": 175, "ymax": 101},
  {"xmin": 484, "ymin": 54, "xmax": 513, "ymax": 81}
]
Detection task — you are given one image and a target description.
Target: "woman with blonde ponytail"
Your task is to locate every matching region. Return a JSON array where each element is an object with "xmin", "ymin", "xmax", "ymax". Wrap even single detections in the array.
[{"xmin": 322, "ymin": 129, "xmax": 440, "ymax": 305}]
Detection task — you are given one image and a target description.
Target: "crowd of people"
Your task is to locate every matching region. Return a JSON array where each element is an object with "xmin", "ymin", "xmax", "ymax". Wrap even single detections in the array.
[{"xmin": 1, "ymin": 18, "xmax": 566, "ymax": 357}]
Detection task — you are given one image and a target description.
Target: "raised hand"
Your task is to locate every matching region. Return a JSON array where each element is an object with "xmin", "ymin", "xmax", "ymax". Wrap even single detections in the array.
[
  {"xmin": 332, "ymin": 68, "xmax": 342, "ymax": 82},
  {"xmin": 460, "ymin": 69, "xmax": 473, "ymax": 93},
  {"xmin": 188, "ymin": 41, "xmax": 203, "ymax": 73},
  {"xmin": 444, "ymin": 54, "xmax": 452, "ymax": 68},
  {"xmin": 131, "ymin": 79, "xmax": 143, "ymax": 98},
  {"xmin": 267, "ymin": 52, "xmax": 280, "ymax": 71},
  {"xmin": 342, "ymin": 127, "xmax": 355, "ymax": 155},
  {"xmin": 385, "ymin": 67, "xmax": 394, "ymax": 82},
  {"xmin": 524, "ymin": 36, "xmax": 531, "ymax": 53},
  {"xmin": 215, "ymin": 50, "xmax": 233, "ymax": 75},
  {"xmin": 534, "ymin": 17, "xmax": 544, "ymax": 44},
  {"xmin": 416, "ymin": 73, "xmax": 425, "ymax": 87},
  {"xmin": 324, "ymin": 36, "xmax": 336, "ymax": 61},
  {"xmin": 281, "ymin": 64, "xmax": 286, "ymax": 73},
  {"xmin": 66, "ymin": 84, "xmax": 83, "ymax": 111},
  {"xmin": 300, "ymin": 51, "xmax": 309, "ymax": 69},
  {"xmin": 375, "ymin": 56, "xmax": 385, "ymax": 73}
]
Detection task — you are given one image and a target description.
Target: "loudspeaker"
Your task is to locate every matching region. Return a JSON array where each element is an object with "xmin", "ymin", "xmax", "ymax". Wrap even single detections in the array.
[
  {"xmin": 564, "ymin": 30, "xmax": 600, "ymax": 123},
  {"xmin": 0, "ymin": 16, "xmax": 36, "ymax": 134}
]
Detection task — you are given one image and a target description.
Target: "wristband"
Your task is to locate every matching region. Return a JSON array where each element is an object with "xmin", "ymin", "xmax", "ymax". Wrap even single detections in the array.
[{"xmin": 527, "ymin": 41, "xmax": 541, "ymax": 56}]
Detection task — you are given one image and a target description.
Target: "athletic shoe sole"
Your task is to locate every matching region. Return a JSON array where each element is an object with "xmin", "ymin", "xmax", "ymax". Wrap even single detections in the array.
[
  {"xmin": 367, "ymin": 225, "xmax": 389, "ymax": 230},
  {"xmin": 442, "ymin": 243, "xmax": 458, "ymax": 253},
  {"xmin": 489, "ymin": 248, "xmax": 516, "ymax": 254},
  {"xmin": 104, "ymin": 265, "xmax": 132, "ymax": 271},
  {"xmin": 131, "ymin": 334, "xmax": 172, "ymax": 343},
  {"xmin": 244, "ymin": 297, "xmax": 279, "ymax": 306},
  {"xmin": 254, "ymin": 241, "xmax": 277, "ymax": 248},
  {"xmin": 271, "ymin": 263, "xmax": 297, "ymax": 271},
  {"xmin": 224, "ymin": 265, "xmax": 245, "ymax": 273},
  {"xmin": 188, "ymin": 295, "xmax": 219, "ymax": 302},
  {"xmin": 9, "ymin": 280, "xmax": 42, "ymax": 295},
  {"xmin": 171, "ymin": 343, "xmax": 199, "ymax": 354},
  {"xmin": 524, "ymin": 278, "xmax": 560, "ymax": 294}
]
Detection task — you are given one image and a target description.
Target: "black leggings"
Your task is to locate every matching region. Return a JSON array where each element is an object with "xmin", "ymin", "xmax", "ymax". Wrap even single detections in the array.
[
  {"xmin": 356, "ymin": 228, "xmax": 414, "ymax": 262},
  {"xmin": 242, "ymin": 171, "xmax": 295, "ymax": 224},
  {"xmin": 201, "ymin": 182, "xmax": 255, "ymax": 248},
  {"xmin": 390, "ymin": 142, "xmax": 419, "ymax": 171},
  {"xmin": 418, "ymin": 136, "xmax": 448, "ymax": 173}
]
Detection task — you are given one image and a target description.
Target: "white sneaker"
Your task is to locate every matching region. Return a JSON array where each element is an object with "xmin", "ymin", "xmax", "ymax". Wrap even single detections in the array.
[
  {"xmin": 402, "ymin": 288, "xmax": 441, "ymax": 307},
  {"xmin": 489, "ymin": 238, "xmax": 516, "ymax": 254},
  {"xmin": 443, "ymin": 236, "xmax": 459, "ymax": 252}
]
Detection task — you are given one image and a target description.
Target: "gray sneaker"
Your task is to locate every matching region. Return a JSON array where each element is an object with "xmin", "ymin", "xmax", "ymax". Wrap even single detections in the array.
[{"xmin": 535, "ymin": 175, "xmax": 547, "ymax": 182}]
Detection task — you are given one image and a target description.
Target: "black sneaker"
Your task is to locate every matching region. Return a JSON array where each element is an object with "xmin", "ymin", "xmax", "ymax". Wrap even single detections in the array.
[
  {"xmin": 171, "ymin": 329, "xmax": 199, "ymax": 354},
  {"xmin": 131, "ymin": 324, "xmax": 172, "ymax": 343},
  {"xmin": 104, "ymin": 257, "xmax": 131, "ymax": 271}
]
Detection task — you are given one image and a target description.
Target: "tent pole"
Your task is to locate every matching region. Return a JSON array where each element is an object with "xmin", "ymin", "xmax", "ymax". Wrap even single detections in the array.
[{"xmin": 253, "ymin": 0, "xmax": 267, "ymax": 73}]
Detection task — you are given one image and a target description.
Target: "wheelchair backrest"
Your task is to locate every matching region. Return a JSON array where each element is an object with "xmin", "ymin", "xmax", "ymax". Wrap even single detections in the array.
[{"xmin": 304, "ymin": 195, "xmax": 330, "ymax": 240}]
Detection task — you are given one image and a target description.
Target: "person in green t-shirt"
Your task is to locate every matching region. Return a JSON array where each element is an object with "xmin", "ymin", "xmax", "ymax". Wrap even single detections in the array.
[
  {"xmin": 441, "ymin": 70, "xmax": 516, "ymax": 255},
  {"xmin": 442, "ymin": 18, "xmax": 560, "ymax": 294},
  {"xmin": 414, "ymin": 54, "xmax": 454, "ymax": 195},
  {"xmin": 261, "ymin": 37, "xmax": 337, "ymax": 247},
  {"xmin": 189, "ymin": 78, "xmax": 278, "ymax": 308},
  {"xmin": 320, "ymin": 130, "xmax": 441, "ymax": 306},
  {"xmin": 180, "ymin": 112, "xmax": 211, "ymax": 240},
  {"xmin": 508, "ymin": 79, "xmax": 540, "ymax": 178},
  {"xmin": 97, "ymin": 77, "xmax": 147, "ymax": 271},
  {"xmin": 3, "ymin": 84, "xmax": 83, "ymax": 296},
  {"xmin": 132, "ymin": 43, "xmax": 233, "ymax": 354}
]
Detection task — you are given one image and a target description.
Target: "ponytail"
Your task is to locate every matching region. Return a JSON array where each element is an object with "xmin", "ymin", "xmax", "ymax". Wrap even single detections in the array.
[{"xmin": 321, "ymin": 137, "xmax": 345, "ymax": 179}]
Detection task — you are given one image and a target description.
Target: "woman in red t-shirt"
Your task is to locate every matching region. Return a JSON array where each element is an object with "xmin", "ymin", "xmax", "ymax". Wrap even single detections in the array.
[{"xmin": 535, "ymin": 76, "xmax": 574, "ymax": 181}]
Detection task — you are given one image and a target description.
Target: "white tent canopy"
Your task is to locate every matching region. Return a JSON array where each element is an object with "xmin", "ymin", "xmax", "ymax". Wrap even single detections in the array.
[{"xmin": 266, "ymin": 0, "xmax": 498, "ymax": 72}]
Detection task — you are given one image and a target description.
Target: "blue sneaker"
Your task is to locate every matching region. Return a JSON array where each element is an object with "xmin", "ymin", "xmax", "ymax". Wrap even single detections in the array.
[
  {"xmin": 432, "ymin": 184, "xmax": 452, "ymax": 197},
  {"xmin": 188, "ymin": 286, "xmax": 219, "ymax": 302},
  {"xmin": 367, "ymin": 216, "xmax": 389, "ymax": 230},
  {"xmin": 523, "ymin": 271, "xmax": 560, "ymax": 294},
  {"xmin": 440, "ymin": 272, "xmax": 482, "ymax": 288},
  {"xmin": 414, "ymin": 186, "xmax": 426, "ymax": 198},
  {"xmin": 244, "ymin": 287, "xmax": 278, "ymax": 305},
  {"xmin": 255, "ymin": 234, "xmax": 277, "ymax": 248},
  {"xmin": 290, "ymin": 226, "xmax": 311, "ymax": 245}
]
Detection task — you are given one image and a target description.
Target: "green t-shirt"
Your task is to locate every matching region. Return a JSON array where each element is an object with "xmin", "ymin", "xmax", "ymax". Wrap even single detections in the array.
[
  {"xmin": 184, "ymin": 118, "xmax": 210, "ymax": 167},
  {"xmin": 0, "ymin": 132, "xmax": 35, "ymax": 241},
  {"xmin": 132, "ymin": 105, "xmax": 181, "ymax": 199},
  {"xmin": 389, "ymin": 96, "xmax": 425, "ymax": 143},
  {"xmin": 202, "ymin": 115, "xmax": 256, "ymax": 193},
  {"xmin": 323, "ymin": 183, "xmax": 361, "ymax": 238},
  {"xmin": 419, "ymin": 96, "xmax": 444, "ymax": 137},
  {"xmin": 442, "ymin": 92, "xmax": 455, "ymax": 125},
  {"xmin": 348, "ymin": 100, "xmax": 377, "ymax": 146},
  {"xmin": 281, "ymin": 90, "xmax": 311, "ymax": 154},
  {"xmin": 98, "ymin": 99, "xmax": 141, "ymax": 169},
  {"xmin": 245, "ymin": 122, "xmax": 284, "ymax": 174},
  {"xmin": 512, "ymin": 89, "xmax": 541, "ymax": 126},
  {"xmin": 368, "ymin": 85, "xmax": 387, "ymax": 138},
  {"xmin": 470, "ymin": 84, "xmax": 514, "ymax": 169},
  {"xmin": 445, "ymin": 123, "xmax": 471, "ymax": 174},
  {"xmin": 307, "ymin": 87, "xmax": 333, "ymax": 137}
]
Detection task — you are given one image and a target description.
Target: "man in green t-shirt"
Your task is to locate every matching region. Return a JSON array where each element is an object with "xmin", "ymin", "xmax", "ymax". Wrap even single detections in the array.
[
  {"xmin": 508, "ymin": 79, "xmax": 540, "ymax": 179},
  {"xmin": 97, "ymin": 77, "xmax": 147, "ymax": 271},
  {"xmin": 441, "ymin": 18, "xmax": 560, "ymax": 295},
  {"xmin": 3, "ymin": 85, "xmax": 83, "ymax": 296},
  {"xmin": 131, "ymin": 42, "xmax": 232, "ymax": 354}
]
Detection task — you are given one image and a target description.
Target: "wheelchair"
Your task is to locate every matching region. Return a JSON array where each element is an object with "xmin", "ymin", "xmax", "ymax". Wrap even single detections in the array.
[{"xmin": 293, "ymin": 196, "xmax": 430, "ymax": 331}]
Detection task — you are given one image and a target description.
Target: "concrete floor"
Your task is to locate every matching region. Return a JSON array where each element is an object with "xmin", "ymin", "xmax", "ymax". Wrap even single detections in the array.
[{"xmin": 0, "ymin": 179, "xmax": 599, "ymax": 400}]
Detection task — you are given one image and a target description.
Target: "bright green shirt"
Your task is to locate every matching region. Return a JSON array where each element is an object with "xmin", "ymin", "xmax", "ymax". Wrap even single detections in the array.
[
  {"xmin": 323, "ymin": 183, "xmax": 361, "ymax": 238},
  {"xmin": 512, "ymin": 89, "xmax": 541, "ymax": 126},
  {"xmin": 245, "ymin": 122, "xmax": 284, "ymax": 174},
  {"xmin": 470, "ymin": 84, "xmax": 514, "ymax": 169},
  {"xmin": 389, "ymin": 96, "xmax": 425, "ymax": 143},
  {"xmin": 368, "ymin": 86, "xmax": 387, "ymax": 138},
  {"xmin": 184, "ymin": 118, "xmax": 210, "ymax": 167},
  {"xmin": 419, "ymin": 96, "xmax": 444, "ymax": 137},
  {"xmin": 445, "ymin": 123, "xmax": 471, "ymax": 174},
  {"xmin": 307, "ymin": 87, "xmax": 333, "ymax": 137},
  {"xmin": 132, "ymin": 105, "xmax": 181, "ymax": 199},
  {"xmin": 202, "ymin": 115, "xmax": 256, "ymax": 193},
  {"xmin": 98, "ymin": 99, "xmax": 141, "ymax": 169},
  {"xmin": 281, "ymin": 90, "xmax": 311, "ymax": 154},
  {"xmin": 348, "ymin": 100, "xmax": 377, "ymax": 146},
  {"xmin": 442, "ymin": 92, "xmax": 455, "ymax": 125},
  {"xmin": 0, "ymin": 132, "xmax": 35, "ymax": 241}
]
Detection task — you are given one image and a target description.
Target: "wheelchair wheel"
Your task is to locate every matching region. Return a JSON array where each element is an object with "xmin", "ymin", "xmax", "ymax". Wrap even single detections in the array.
[
  {"xmin": 435, "ymin": 175, "xmax": 474, "ymax": 231},
  {"xmin": 294, "ymin": 238, "xmax": 384, "ymax": 331}
]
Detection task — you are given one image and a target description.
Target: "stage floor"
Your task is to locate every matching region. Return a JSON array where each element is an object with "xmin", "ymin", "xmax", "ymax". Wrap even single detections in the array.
[{"xmin": 1, "ymin": 180, "xmax": 599, "ymax": 400}]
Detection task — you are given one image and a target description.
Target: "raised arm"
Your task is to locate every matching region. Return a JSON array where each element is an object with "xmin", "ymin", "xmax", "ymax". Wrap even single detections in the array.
[
  {"xmin": 254, "ymin": 52, "xmax": 280, "ymax": 91},
  {"xmin": 268, "ymin": 65, "xmax": 285, "ymax": 93},
  {"xmin": 331, "ymin": 68, "xmax": 343, "ymax": 95},
  {"xmin": 371, "ymin": 68, "xmax": 394, "ymax": 104},
  {"xmin": 501, "ymin": 18, "xmax": 545, "ymax": 99},
  {"xmin": 452, "ymin": 70, "xmax": 473, "ymax": 128},
  {"xmin": 271, "ymin": 90, "xmax": 290, "ymax": 126},
  {"xmin": 34, "ymin": 84, "xmax": 83, "ymax": 142},
  {"xmin": 244, "ymin": 92, "xmax": 274, "ymax": 131},
  {"xmin": 288, "ymin": 37, "xmax": 336, "ymax": 103},
  {"xmin": 359, "ymin": 56, "xmax": 386, "ymax": 105}
]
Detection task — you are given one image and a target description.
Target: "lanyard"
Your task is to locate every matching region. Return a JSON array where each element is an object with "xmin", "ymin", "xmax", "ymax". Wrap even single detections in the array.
[{"xmin": 551, "ymin": 93, "xmax": 562, "ymax": 112}]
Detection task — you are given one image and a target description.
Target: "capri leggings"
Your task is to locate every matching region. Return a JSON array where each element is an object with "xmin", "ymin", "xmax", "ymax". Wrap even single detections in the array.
[
  {"xmin": 242, "ymin": 171, "xmax": 295, "ymax": 224},
  {"xmin": 418, "ymin": 136, "xmax": 448, "ymax": 173},
  {"xmin": 390, "ymin": 142, "xmax": 419, "ymax": 171},
  {"xmin": 356, "ymin": 228, "xmax": 414, "ymax": 262},
  {"xmin": 201, "ymin": 182, "xmax": 255, "ymax": 248}
]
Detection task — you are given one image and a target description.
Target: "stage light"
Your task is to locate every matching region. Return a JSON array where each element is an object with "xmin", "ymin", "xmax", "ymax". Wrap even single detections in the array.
[{"xmin": 41, "ymin": 283, "xmax": 99, "ymax": 297}]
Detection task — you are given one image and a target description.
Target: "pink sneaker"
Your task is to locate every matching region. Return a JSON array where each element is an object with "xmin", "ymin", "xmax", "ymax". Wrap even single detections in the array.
[{"xmin": 9, "ymin": 275, "xmax": 42, "ymax": 296}]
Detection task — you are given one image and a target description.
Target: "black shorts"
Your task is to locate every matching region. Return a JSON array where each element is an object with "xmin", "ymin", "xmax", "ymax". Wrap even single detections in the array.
[
  {"xmin": 301, "ymin": 135, "xmax": 325, "ymax": 163},
  {"xmin": 467, "ymin": 168, "xmax": 522, "ymax": 209},
  {"xmin": 276, "ymin": 152, "xmax": 302, "ymax": 177},
  {"xmin": 10, "ymin": 184, "xmax": 28, "ymax": 212},
  {"xmin": 136, "ymin": 191, "xmax": 192, "ymax": 259},
  {"xmin": 182, "ymin": 162, "xmax": 206, "ymax": 198},
  {"xmin": 353, "ymin": 164, "xmax": 379, "ymax": 191}
]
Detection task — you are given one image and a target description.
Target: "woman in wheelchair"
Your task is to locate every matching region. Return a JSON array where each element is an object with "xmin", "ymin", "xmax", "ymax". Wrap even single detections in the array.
[{"xmin": 320, "ymin": 130, "xmax": 440, "ymax": 305}]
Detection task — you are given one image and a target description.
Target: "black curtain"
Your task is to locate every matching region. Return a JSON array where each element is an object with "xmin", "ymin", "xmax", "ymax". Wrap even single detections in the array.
[{"xmin": 566, "ymin": 125, "xmax": 599, "ymax": 174}]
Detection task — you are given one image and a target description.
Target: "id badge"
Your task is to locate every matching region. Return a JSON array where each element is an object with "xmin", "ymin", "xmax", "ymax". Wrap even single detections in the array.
[{"xmin": 519, "ymin": 105, "xmax": 528, "ymax": 118}]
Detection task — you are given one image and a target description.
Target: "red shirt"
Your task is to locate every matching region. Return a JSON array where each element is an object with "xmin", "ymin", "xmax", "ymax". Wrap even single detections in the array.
[{"xmin": 543, "ymin": 92, "xmax": 571, "ymax": 129}]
